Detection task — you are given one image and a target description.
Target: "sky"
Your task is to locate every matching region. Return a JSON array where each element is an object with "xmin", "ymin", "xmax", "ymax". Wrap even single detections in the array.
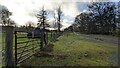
[{"xmin": 0, "ymin": 0, "xmax": 119, "ymax": 29}]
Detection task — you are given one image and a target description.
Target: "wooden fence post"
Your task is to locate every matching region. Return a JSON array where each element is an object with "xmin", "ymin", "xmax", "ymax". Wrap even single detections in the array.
[
  {"xmin": 40, "ymin": 29, "xmax": 44, "ymax": 51},
  {"xmin": 46, "ymin": 31, "xmax": 48, "ymax": 44},
  {"xmin": 51, "ymin": 31, "xmax": 53, "ymax": 42},
  {"xmin": 5, "ymin": 26, "xmax": 14, "ymax": 67},
  {"xmin": 14, "ymin": 31, "xmax": 17, "ymax": 65}
]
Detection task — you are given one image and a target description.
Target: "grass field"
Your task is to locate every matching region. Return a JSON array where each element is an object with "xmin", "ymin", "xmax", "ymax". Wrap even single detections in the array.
[
  {"xmin": 0, "ymin": 32, "xmax": 118, "ymax": 66},
  {"xmin": 19, "ymin": 32, "xmax": 118, "ymax": 66}
]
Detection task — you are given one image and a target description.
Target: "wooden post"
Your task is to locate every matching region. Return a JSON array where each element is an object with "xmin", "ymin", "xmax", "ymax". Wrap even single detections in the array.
[
  {"xmin": 14, "ymin": 31, "xmax": 17, "ymax": 65},
  {"xmin": 40, "ymin": 29, "xmax": 44, "ymax": 51},
  {"xmin": 5, "ymin": 26, "xmax": 14, "ymax": 67},
  {"xmin": 51, "ymin": 31, "xmax": 53, "ymax": 42},
  {"xmin": 46, "ymin": 31, "xmax": 48, "ymax": 45},
  {"xmin": 53, "ymin": 32, "xmax": 55, "ymax": 42}
]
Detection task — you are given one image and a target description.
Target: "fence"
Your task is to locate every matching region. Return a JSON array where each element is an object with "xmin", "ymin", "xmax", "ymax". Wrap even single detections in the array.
[
  {"xmin": 1, "ymin": 26, "xmax": 62, "ymax": 67},
  {"xmin": 1, "ymin": 26, "xmax": 39, "ymax": 66}
]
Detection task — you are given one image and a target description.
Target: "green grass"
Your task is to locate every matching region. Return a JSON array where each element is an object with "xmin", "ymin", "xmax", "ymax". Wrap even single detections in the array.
[
  {"xmin": 20, "ymin": 32, "xmax": 118, "ymax": 66},
  {"xmin": 0, "ymin": 32, "xmax": 118, "ymax": 66},
  {"xmin": 0, "ymin": 33, "xmax": 2, "ymax": 67}
]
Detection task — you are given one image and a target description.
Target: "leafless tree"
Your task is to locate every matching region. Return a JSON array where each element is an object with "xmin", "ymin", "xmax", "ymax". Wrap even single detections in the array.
[{"xmin": 56, "ymin": 6, "xmax": 63, "ymax": 32}]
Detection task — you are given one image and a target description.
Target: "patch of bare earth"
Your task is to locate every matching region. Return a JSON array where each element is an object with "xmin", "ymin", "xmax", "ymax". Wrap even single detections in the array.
[{"xmin": 33, "ymin": 44, "xmax": 67, "ymax": 60}]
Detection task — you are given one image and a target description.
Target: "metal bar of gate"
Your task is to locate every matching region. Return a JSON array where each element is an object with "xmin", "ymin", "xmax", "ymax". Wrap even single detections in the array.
[{"xmin": 17, "ymin": 39, "xmax": 37, "ymax": 44}]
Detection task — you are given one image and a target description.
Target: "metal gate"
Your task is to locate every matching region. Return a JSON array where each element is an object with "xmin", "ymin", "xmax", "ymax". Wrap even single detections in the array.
[
  {"xmin": 14, "ymin": 29, "xmax": 60, "ymax": 65},
  {"xmin": 2, "ymin": 26, "xmax": 62, "ymax": 67},
  {"xmin": 14, "ymin": 31, "xmax": 40, "ymax": 65}
]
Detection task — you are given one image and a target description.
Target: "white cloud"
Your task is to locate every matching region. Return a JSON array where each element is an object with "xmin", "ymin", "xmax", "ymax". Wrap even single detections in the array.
[
  {"xmin": 61, "ymin": 19, "xmax": 73, "ymax": 29},
  {"xmin": 62, "ymin": 2, "xmax": 80, "ymax": 18},
  {"xmin": 0, "ymin": 0, "xmax": 118, "ymax": 28},
  {"xmin": 0, "ymin": 0, "xmax": 82, "ymax": 25},
  {"xmin": 0, "ymin": 0, "xmax": 57, "ymax": 25}
]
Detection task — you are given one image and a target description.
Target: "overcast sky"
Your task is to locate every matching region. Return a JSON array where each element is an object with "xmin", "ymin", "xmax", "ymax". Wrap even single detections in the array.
[{"xmin": 0, "ymin": 0, "xmax": 119, "ymax": 29}]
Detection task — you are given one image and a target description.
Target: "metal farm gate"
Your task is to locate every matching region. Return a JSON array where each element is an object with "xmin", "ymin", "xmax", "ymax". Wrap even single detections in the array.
[
  {"xmin": 14, "ymin": 31, "xmax": 41, "ymax": 65},
  {"xmin": 2, "ymin": 26, "xmax": 61, "ymax": 67}
]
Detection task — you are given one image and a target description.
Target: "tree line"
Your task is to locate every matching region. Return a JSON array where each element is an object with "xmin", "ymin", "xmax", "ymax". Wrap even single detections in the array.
[{"xmin": 75, "ymin": 2, "xmax": 120, "ymax": 36}]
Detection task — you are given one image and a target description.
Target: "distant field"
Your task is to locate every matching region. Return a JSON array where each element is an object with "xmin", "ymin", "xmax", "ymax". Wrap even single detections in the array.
[{"xmin": 20, "ymin": 32, "xmax": 118, "ymax": 66}]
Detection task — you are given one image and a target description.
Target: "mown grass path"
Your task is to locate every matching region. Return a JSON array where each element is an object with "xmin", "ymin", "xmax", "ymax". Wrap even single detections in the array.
[{"xmin": 21, "ymin": 32, "xmax": 118, "ymax": 66}]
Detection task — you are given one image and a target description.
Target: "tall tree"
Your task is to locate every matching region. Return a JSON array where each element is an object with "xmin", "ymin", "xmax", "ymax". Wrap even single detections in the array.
[
  {"xmin": 36, "ymin": 6, "xmax": 48, "ymax": 50},
  {"xmin": 88, "ymin": 2, "xmax": 116, "ymax": 34},
  {"xmin": 53, "ymin": 11, "xmax": 57, "ymax": 29},
  {"xmin": 75, "ymin": 2, "xmax": 117, "ymax": 34},
  {"xmin": 75, "ymin": 12, "xmax": 97, "ymax": 34},
  {"xmin": 36, "ymin": 7, "xmax": 48, "ymax": 29},
  {"xmin": 56, "ymin": 6, "xmax": 63, "ymax": 32}
]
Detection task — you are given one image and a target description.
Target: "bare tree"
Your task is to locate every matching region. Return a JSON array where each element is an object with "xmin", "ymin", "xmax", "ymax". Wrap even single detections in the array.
[
  {"xmin": 53, "ymin": 11, "xmax": 57, "ymax": 29},
  {"xmin": 56, "ymin": 6, "xmax": 63, "ymax": 32},
  {"xmin": 75, "ymin": 2, "xmax": 117, "ymax": 34},
  {"xmin": 88, "ymin": 2, "xmax": 116, "ymax": 34}
]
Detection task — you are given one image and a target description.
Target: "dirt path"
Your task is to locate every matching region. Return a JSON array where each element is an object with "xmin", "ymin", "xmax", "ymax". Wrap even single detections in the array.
[
  {"xmin": 74, "ymin": 32, "xmax": 119, "ymax": 45},
  {"xmin": 87, "ymin": 35, "xmax": 118, "ymax": 45}
]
